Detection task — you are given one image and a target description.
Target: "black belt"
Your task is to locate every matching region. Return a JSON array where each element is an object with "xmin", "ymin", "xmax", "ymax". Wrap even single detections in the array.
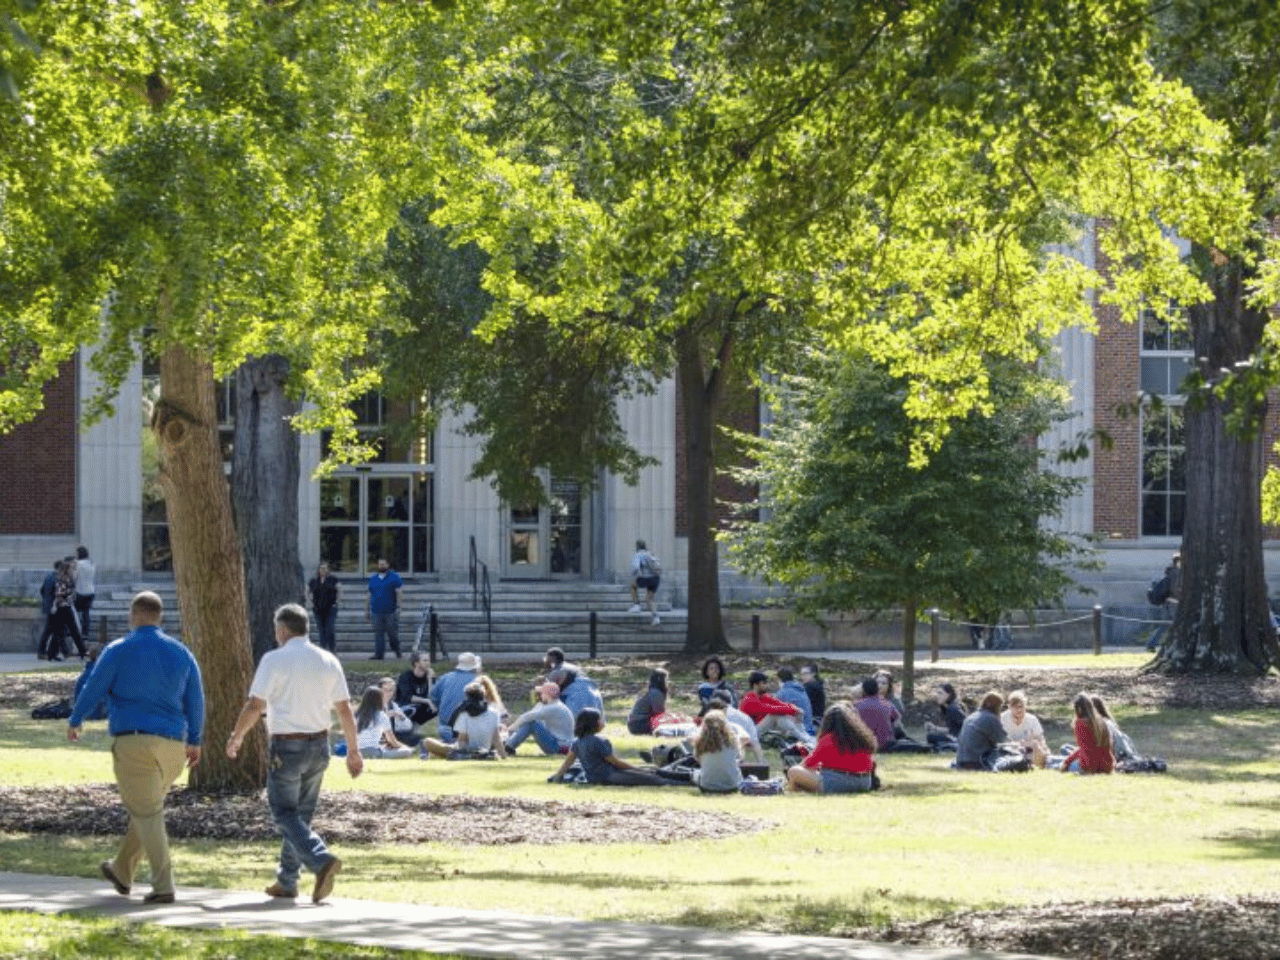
[
  {"xmin": 115, "ymin": 730, "xmax": 183, "ymax": 742},
  {"xmin": 271, "ymin": 731, "xmax": 329, "ymax": 741}
]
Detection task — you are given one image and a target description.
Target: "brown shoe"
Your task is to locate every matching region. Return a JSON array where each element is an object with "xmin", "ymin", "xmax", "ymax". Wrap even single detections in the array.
[
  {"xmin": 143, "ymin": 891, "xmax": 175, "ymax": 904},
  {"xmin": 100, "ymin": 860, "xmax": 130, "ymax": 896},
  {"xmin": 312, "ymin": 856, "xmax": 342, "ymax": 903},
  {"xmin": 264, "ymin": 882, "xmax": 298, "ymax": 899}
]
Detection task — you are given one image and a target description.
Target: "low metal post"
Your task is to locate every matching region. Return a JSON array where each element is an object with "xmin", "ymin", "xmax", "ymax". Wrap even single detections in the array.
[
  {"xmin": 930, "ymin": 608, "xmax": 940, "ymax": 663},
  {"xmin": 751, "ymin": 614, "xmax": 761, "ymax": 654},
  {"xmin": 589, "ymin": 611, "xmax": 598, "ymax": 660},
  {"xmin": 430, "ymin": 609, "xmax": 439, "ymax": 661},
  {"xmin": 1093, "ymin": 604, "xmax": 1103, "ymax": 655}
]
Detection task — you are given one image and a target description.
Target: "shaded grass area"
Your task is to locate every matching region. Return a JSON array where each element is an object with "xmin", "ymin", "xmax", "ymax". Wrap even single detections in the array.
[
  {"xmin": 6, "ymin": 659, "xmax": 1280, "ymax": 941},
  {"xmin": 0, "ymin": 911, "xmax": 468, "ymax": 960}
]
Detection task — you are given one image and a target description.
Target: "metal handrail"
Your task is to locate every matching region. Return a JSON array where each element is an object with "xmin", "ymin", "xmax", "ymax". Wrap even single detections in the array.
[{"xmin": 468, "ymin": 535, "xmax": 492, "ymax": 644}]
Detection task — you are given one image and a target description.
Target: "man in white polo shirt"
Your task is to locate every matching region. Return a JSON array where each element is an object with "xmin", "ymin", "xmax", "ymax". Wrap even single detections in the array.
[{"xmin": 226, "ymin": 603, "xmax": 361, "ymax": 903}]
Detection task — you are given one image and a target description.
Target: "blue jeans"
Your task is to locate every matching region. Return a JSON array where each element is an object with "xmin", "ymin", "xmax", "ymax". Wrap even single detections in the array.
[
  {"xmin": 267, "ymin": 737, "xmax": 336, "ymax": 890},
  {"xmin": 316, "ymin": 607, "xmax": 338, "ymax": 652},
  {"xmin": 371, "ymin": 611, "xmax": 399, "ymax": 659},
  {"xmin": 505, "ymin": 720, "xmax": 566, "ymax": 755}
]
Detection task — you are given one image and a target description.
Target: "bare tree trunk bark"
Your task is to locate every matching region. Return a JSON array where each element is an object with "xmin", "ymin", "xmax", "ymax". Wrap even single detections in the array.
[
  {"xmin": 232, "ymin": 355, "xmax": 305, "ymax": 664},
  {"xmin": 155, "ymin": 342, "xmax": 264, "ymax": 791},
  {"xmin": 677, "ymin": 325, "xmax": 732, "ymax": 655},
  {"xmin": 900, "ymin": 596, "xmax": 918, "ymax": 703},
  {"xmin": 1155, "ymin": 254, "xmax": 1280, "ymax": 674}
]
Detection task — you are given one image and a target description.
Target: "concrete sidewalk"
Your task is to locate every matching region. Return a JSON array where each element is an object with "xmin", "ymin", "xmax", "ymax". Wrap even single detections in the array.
[{"xmin": 0, "ymin": 871, "xmax": 1054, "ymax": 960}]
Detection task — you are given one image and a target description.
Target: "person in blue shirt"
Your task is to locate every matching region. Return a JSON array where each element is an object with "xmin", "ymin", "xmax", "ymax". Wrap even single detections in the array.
[
  {"xmin": 430, "ymin": 651, "xmax": 482, "ymax": 742},
  {"xmin": 551, "ymin": 665, "xmax": 605, "ymax": 721},
  {"xmin": 67, "ymin": 591, "xmax": 205, "ymax": 905},
  {"xmin": 775, "ymin": 667, "xmax": 815, "ymax": 736},
  {"xmin": 366, "ymin": 557, "xmax": 403, "ymax": 660}
]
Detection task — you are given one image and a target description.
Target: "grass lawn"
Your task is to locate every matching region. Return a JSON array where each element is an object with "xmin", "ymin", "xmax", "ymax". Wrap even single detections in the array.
[
  {"xmin": 0, "ymin": 911, "xmax": 464, "ymax": 960},
  {"xmin": 3, "ymin": 655, "xmax": 1280, "ymax": 938}
]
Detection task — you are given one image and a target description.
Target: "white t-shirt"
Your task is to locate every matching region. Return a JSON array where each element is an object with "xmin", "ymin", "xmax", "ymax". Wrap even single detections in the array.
[
  {"xmin": 249, "ymin": 635, "xmax": 350, "ymax": 735},
  {"xmin": 357, "ymin": 711, "xmax": 392, "ymax": 752},
  {"xmin": 1000, "ymin": 709, "xmax": 1045, "ymax": 745},
  {"xmin": 74, "ymin": 559, "xmax": 96, "ymax": 596},
  {"xmin": 454, "ymin": 707, "xmax": 501, "ymax": 751}
]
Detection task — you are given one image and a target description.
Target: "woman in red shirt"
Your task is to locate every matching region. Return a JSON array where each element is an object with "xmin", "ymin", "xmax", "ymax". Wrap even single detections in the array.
[
  {"xmin": 1060, "ymin": 693, "xmax": 1114, "ymax": 774},
  {"xmin": 785, "ymin": 703, "xmax": 878, "ymax": 793}
]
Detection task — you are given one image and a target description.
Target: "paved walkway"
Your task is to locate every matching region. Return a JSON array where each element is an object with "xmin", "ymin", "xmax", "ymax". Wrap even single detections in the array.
[{"xmin": 0, "ymin": 871, "xmax": 1053, "ymax": 960}]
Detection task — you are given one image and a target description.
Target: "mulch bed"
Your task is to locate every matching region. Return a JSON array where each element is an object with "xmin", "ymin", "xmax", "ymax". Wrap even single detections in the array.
[{"xmin": 0, "ymin": 784, "xmax": 768, "ymax": 846}]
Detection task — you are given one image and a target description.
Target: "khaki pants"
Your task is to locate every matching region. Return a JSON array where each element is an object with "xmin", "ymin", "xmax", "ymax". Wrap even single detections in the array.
[{"xmin": 110, "ymin": 734, "xmax": 187, "ymax": 895}]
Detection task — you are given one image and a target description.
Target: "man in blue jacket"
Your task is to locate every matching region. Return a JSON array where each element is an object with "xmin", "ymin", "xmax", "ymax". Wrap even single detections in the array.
[{"xmin": 67, "ymin": 591, "xmax": 205, "ymax": 905}]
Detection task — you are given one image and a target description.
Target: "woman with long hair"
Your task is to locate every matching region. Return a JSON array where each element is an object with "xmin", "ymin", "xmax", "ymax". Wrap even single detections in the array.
[
  {"xmin": 551, "ymin": 709, "xmax": 672, "ymax": 787},
  {"xmin": 626, "ymin": 668, "xmax": 669, "ymax": 735},
  {"xmin": 1061, "ymin": 693, "xmax": 1114, "ymax": 774},
  {"xmin": 786, "ymin": 703, "xmax": 878, "ymax": 793},
  {"xmin": 691, "ymin": 709, "xmax": 743, "ymax": 793},
  {"xmin": 355, "ymin": 686, "xmax": 415, "ymax": 759},
  {"xmin": 1089, "ymin": 695, "xmax": 1138, "ymax": 762}
]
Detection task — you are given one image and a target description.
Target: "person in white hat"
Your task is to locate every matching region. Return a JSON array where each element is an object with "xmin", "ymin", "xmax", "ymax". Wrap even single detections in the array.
[{"xmin": 428, "ymin": 652, "xmax": 482, "ymax": 743}]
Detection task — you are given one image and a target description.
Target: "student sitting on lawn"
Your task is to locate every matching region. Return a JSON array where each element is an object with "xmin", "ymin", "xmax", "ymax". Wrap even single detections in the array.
[
  {"xmin": 775, "ymin": 666, "xmax": 815, "ymax": 735},
  {"xmin": 1089, "ymin": 695, "xmax": 1137, "ymax": 763},
  {"xmin": 626, "ymin": 669, "xmax": 669, "ymax": 735},
  {"xmin": 355, "ymin": 686, "xmax": 415, "ymax": 759},
  {"xmin": 955, "ymin": 690, "xmax": 1008, "ymax": 770},
  {"xmin": 1060, "ymin": 693, "xmax": 1114, "ymax": 774},
  {"xmin": 697, "ymin": 656, "xmax": 737, "ymax": 708},
  {"xmin": 701, "ymin": 694, "xmax": 766, "ymax": 763},
  {"xmin": 1001, "ymin": 690, "xmax": 1049, "ymax": 764},
  {"xmin": 551, "ymin": 708, "xmax": 673, "ymax": 787},
  {"xmin": 504, "ymin": 682, "xmax": 575, "ymax": 755},
  {"xmin": 785, "ymin": 703, "xmax": 878, "ymax": 794},
  {"xmin": 854, "ymin": 677, "xmax": 899, "ymax": 750},
  {"xmin": 420, "ymin": 682, "xmax": 507, "ymax": 759},
  {"xmin": 924, "ymin": 682, "xmax": 966, "ymax": 749},
  {"xmin": 551, "ymin": 665, "xmax": 606, "ymax": 722},
  {"xmin": 691, "ymin": 708, "xmax": 743, "ymax": 794},
  {"xmin": 740, "ymin": 670, "xmax": 812, "ymax": 746}
]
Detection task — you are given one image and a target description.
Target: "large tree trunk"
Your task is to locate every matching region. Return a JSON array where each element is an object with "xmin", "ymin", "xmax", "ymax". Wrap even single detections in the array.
[
  {"xmin": 232, "ymin": 355, "xmax": 305, "ymax": 664},
  {"xmin": 155, "ymin": 342, "xmax": 264, "ymax": 791},
  {"xmin": 1155, "ymin": 255, "xmax": 1280, "ymax": 674},
  {"xmin": 677, "ymin": 325, "xmax": 732, "ymax": 655}
]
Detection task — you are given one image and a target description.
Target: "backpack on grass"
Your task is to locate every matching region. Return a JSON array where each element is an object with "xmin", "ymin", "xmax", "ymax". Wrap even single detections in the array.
[{"xmin": 31, "ymin": 698, "xmax": 72, "ymax": 720}]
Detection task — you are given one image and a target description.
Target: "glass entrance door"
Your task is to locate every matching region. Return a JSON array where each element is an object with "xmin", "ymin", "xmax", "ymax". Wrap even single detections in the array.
[
  {"xmin": 320, "ymin": 472, "xmax": 433, "ymax": 575},
  {"xmin": 504, "ymin": 475, "xmax": 587, "ymax": 579}
]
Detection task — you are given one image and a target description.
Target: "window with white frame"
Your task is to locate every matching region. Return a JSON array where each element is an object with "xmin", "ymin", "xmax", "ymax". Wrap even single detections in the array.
[{"xmin": 1139, "ymin": 303, "xmax": 1191, "ymax": 537}]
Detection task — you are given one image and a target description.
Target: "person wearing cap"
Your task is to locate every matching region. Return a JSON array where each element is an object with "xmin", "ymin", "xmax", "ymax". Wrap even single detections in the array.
[
  {"xmin": 67, "ymin": 590, "xmax": 205, "ymax": 905},
  {"xmin": 225, "ymin": 602, "xmax": 361, "ymax": 904},
  {"xmin": 429, "ymin": 651, "xmax": 482, "ymax": 743},
  {"xmin": 739, "ymin": 670, "xmax": 811, "ymax": 745},
  {"xmin": 504, "ymin": 681, "xmax": 575, "ymax": 755}
]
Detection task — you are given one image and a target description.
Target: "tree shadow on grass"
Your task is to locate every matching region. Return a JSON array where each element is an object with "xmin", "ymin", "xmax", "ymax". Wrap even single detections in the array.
[
  {"xmin": 666, "ymin": 891, "xmax": 963, "ymax": 936},
  {"xmin": 1204, "ymin": 828, "xmax": 1280, "ymax": 861}
]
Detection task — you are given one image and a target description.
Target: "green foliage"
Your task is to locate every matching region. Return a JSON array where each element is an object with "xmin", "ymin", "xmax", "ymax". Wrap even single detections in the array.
[{"xmin": 728, "ymin": 351, "xmax": 1095, "ymax": 623}]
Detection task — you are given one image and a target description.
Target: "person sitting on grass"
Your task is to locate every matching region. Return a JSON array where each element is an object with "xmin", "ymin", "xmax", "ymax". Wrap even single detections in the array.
[
  {"xmin": 800, "ymin": 663, "xmax": 826, "ymax": 720},
  {"xmin": 854, "ymin": 677, "xmax": 899, "ymax": 751},
  {"xmin": 701, "ymin": 694, "xmax": 766, "ymax": 763},
  {"xmin": 697, "ymin": 656, "xmax": 737, "ymax": 708},
  {"xmin": 430, "ymin": 651, "xmax": 483, "ymax": 744},
  {"xmin": 1060, "ymin": 693, "xmax": 1114, "ymax": 775},
  {"xmin": 923, "ymin": 682, "xmax": 966, "ymax": 749},
  {"xmin": 740, "ymin": 670, "xmax": 812, "ymax": 746},
  {"xmin": 355, "ymin": 686, "xmax": 415, "ymax": 759},
  {"xmin": 504, "ymin": 682, "xmax": 575, "ymax": 755},
  {"xmin": 691, "ymin": 708, "xmax": 743, "ymax": 794},
  {"xmin": 955, "ymin": 690, "xmax": 1008, "ymax": 771},
  {"xmin": 1001, "ymin": 690, "xmax": 1049, "ymax": 763},
  {"xmin": 550, "ymin": 708, "xmax": 673, "ymax": 787},
  {"xmin": 420, "ymin": 682, "xmax": 506, "ymax": 759},
  {"xmin": 626, "ymin": 668, "xmax": 669, "ymax": 735},
  {"xmin": 552, "ymin": 665, "xmax": 606, "ymax": 721},
  {"xmin": 775, "ymin": 666, "xmax": 815, "ymax": 736},
  {"xmin": 379, "ymin": 675, "xmax": 421, "ymax": 747},
  {"xmin": 785, "ymin": 703, "xmax": 878, "ymax": 794},
  {"xmin": 477, "ymin": 674, "xmax": 511, "ymax": 729},
  {"xmin": 1089, "ymin": 695, "xmax": 1138, "ymax": 763}
]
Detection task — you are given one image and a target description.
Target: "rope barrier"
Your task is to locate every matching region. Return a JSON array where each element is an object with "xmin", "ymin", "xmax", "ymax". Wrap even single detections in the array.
[{"xmin": 943, "ymin": 614, "xmax": 1095, "ymax": 630}]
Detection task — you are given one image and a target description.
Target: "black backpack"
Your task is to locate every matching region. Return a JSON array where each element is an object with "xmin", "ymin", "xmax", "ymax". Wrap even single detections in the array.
[
  {"xmin": 31, "ymin": 698, "xmax": 72, "ymax": 720},
  {"xmin": 1147, "ymin": 575, "xmax": 1171, "ymax": 605}
]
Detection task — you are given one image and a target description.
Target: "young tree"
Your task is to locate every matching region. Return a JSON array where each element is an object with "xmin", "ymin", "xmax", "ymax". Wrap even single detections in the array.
[{"xmin": 728, "ymin": 353, "xmax": 1093, "ymax": 700}]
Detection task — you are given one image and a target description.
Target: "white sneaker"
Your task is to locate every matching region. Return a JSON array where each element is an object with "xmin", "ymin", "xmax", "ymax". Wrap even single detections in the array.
[
  {"xmin": 629, "ymin": 604, "xmax": 642, "ymax": 613},
  {"xmin": 651, "ymin": 615, "xmax": 661, "ymax": 626}
]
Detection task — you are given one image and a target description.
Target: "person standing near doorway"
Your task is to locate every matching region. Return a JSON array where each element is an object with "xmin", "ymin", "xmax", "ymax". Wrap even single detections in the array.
[
  {"xmin": 226, "ymin": 602, "xmax": 362, "ymax": 903},
  {"xmin": 67, "ymin": 590, "xmax": 205, "ymax": 904},
  {"xmin": 366, "ymin": 557, "xmax": 402, "ymax": 660},
  {"xmin": 73, "ymin": 545, "xmax": 96, "ymax": 642},
  {"xmin": 308, "ymin": 562, "xmax": 340, "ymax": 653}
]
